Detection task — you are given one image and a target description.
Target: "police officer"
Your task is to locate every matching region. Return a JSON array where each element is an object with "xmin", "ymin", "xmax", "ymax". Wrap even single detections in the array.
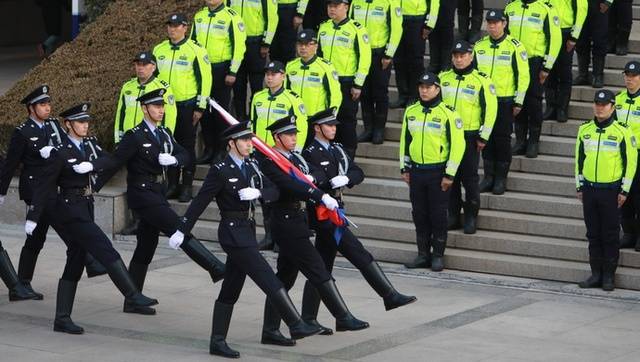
[
  {"xmin": 505, "ymin": 0, "xmax": 562, "ymax": 158},
  {"xmin": 301, "ymin": 108, "xmax": 416, "ymax": 334},
  {"xmin": 458, "ymin": 0, "xmax": 483, "ymax": 42},
  {"xmin": 153, "ymin": 13, "xmax": 212, "ymax": 202},
  {"xmin": 228, "ymin": 0, "xmax": 278, "ymax": 121},
  {"xmin": 170, "ymin": 122, "xmax": 322, "ymax": 358},
  {"xmin": 391, "ymin": 0, "xmax": 439, "ymax": 108},
  {"xmin": 576, "ymin": 89, "xmax": 637, "ymax": 291},
  {"xmin": 428, "ymin": 0, "xmax": 456, "ymax": 73},
  {"xmin": 318, "ymin": 0, "xmax": 372, "ymax": 156},
  {"xmin": 258, "ymin": 116, "xmax": 368, "ymax": 346},
  {"xmin": 83, "ymin": 89, "xmax": 225, "ymax": 316},
  {"xmin": 608, "ymin": 0, "xmax": 633, "ymax": 55},
  {"xmin": 27, "ymin": 103, "xmax": 159, "ymax": 334},
  {"xmin": 574, "ymin": 0, "xmax": 613, "ymax": 88},
  {"xmin": 440, "ymin": 40, "xmax": 498, "ymax": 234},
  {"xmin": 543, "ymin": 0, "xmax": 588, "ymax": 123},
  {"xmin": 614, "ymin": 61, "xmax": 640, "ymax": 250},
  {"xmin": 474, "ymin": 10, "xmax": 530, "ymax": 195},
  {"xmin": 400, "ymin": 73, "xmax": 466, "ymax": 271},
  {"xmin": 271, "ymin": 0, "xmax": 308, "ymax": 63},
  {"xmin": 350, "ymin": 0, "xmax": 403, "ymax": 144},
  {"xmin": 191, "ymin": 0, "xmax": 247, "ymax": 164}
]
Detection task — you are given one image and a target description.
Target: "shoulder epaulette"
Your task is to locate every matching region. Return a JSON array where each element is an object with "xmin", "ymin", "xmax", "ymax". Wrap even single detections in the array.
[
  {"xmin": 320, "ymin": 58, "xmax": 332, "ymax": 65},
  {"xmin": 228, "ymin": 8, "xmax": 238, "ymax": 16},
  {"xmin": 510, "ymin": 37, "xmax": 521, "ymax": 46},
  {"xmin": 214, "ymin": 161, "xmax": 225, "ymax": 170},
  {"xmin": 353, "ymin": 21, "xmax": 362, "ymax": 28}
]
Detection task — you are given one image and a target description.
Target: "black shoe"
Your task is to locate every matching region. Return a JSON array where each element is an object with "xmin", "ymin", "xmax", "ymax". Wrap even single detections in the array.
[
  {"xmin": 53, "ymin": 279, "xmax": 84, "ymax": 335},
  {"xmin": 573, "ymin": 74, "xmax": 591, "ymax": 86},
  {"xmin": 448, "ymin": 211, "xmax": 462, "ymax": 230},
  {"xmin": 197, "ymin": 148, "xmax": 215, "ymax": 165},
  {"xmin": 620, "ymin": 234, "xmax": 636, "ymax": 249},
  {"xmin": 315, "ymin": 280, "xmax": 369, "ymax": 332},
  {"xmin": 592, "ymin": 75, "xmax": 604, "ymax": 89},
  {"xmin": 21, "ymin": 281, "xmax": 43, "ymax": 300},
  {"xmin": 210, "ymin": 301, "xmax": 241, "ymax": 358},
  {"xmin": 270, "ymin": 287, "xmax": 322, "ymax": 339},
  {"xmin": 601, "ymin": 260, "xmax": 617, "ymax": 292},
  {"xmin": 556, "ymin": 107, "xmax": 568, "ymax": 123},
  {"xmin": 361, "ymin": 262, "xmax": 416, "ymax": 311},
  {"xmin": 180, "ymin": 237, "xmax": 225, "ymax": 283},
  {"xmin": 430, "ymin": 256, "xmax": 444, "ymax": 272},
  {"xmin": 371, "ymin": 128, "xmax": 385, "ymax": 145},
  {"xmin": 123, "ymin": 262, "xmax": 156, "ymax": 315},
  {"xmin": 85, "ymin": 254, "xmax": 107, "ymax": 278},
  {"xmin": 525, "ymin": 142, "xmax": 539, "ymax": 158},
  {"xmin": 300, "ymin": 281, "xmax": 332, "ymax": 333},
  {"xmin": 479, "ymin": 159, "xmax": 495, "ymax": 193},
  {"xmin": 165, "ymin": 185, "xmax": 179, "ymax": 199},
  {"xmin": 261, "ymin": 330, "xmax": 296, "ymax": 346},
  {"xmin": 404, "ymin": 255, "xmax": 430, "ymax": 269},
  {"xmin": 0, "ymin": 249, "xmax": 38, "ymax": 301},
  {"xmin": 492, "ymin": 162, "xmax": 510, "ymax": 195},
  {"xmin": 357, "ymin": 129, "xmax": 373, "ymax": 143},
  {"xmin": 578, "ymin": 258, "xmax": 602, "ymax": 288},
  {"xmin": 463, "ymin": 201, "xmax": 479, "ymax": 235},
  {"xmin": 177, "ymin": 171, "xmax": 194, "ymax": 203},
  {"xmin": 261, "ymin": 299, "xmax": 296, "ymax": 346},
  {"xmin": 542, "ymin": 107, "xmax": 557, "ymax": 121}
]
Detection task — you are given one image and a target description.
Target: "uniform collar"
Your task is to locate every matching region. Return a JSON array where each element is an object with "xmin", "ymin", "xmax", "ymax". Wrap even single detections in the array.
[
  {"xmin": 627, "ymin": 88, "xmax": 640, "ymax": 99},
  {"xmin": 301, "ymin": 55, "xmax": 318, "ymax": 67},
  {"xmin": 453, "ymin": 63, "xmax": 474, "ymax": 76},
  {"xmin": 228, "ymin": 152, "xmax": 245, "ymax": 168},
  {"xmin": 419, "ymin": 94, "xmax": 442, "ymax": 110},
  {"xmin": 315, "ymin": 137, "xmax": 331, "ymax": 150},
  {"xmin": 332, "ymin": 17, "xmax": 350, "ymax": 28},
  {"xmin": 68, "ymin": 135, "xmax": 83, "ymax": 149},
  {"xmin": 138, "ymin": 75, "xmax": 156, "ymax": 87},
  {"xmin": 208, "ymin": 3, "xmax": 225, "ymax": 15},
  {"xmin": 143, "ymin": 118, "xmax": 158, "ymax": 133},
  {"xmin": 29, "ymin": 117, "xmax": 44, "ymax": 128},
  {"xmin": 274, "ymin": 146, "xmax": 292, "ymax": 158},
  {"xmin": 268, "ymin": 86, "xmax": 285, "ymax": 98},
  {"xmin": 170, "ymin": 37, "xmax": 188, "ymax": 48},
  {"xmin": 489, "ymin": 33, "xmax": 508, "ymax": 45},
  {"xmin": 594, "ymin": 115, "xmax": 615, "ymax": 129}
]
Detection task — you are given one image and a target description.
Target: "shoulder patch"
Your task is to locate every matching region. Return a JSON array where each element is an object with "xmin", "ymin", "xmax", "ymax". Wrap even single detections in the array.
[
  {"xmin": 159, "ymin": 79, "xmax": 170, "ymax": 87},
  {"xmin": 510, "ymin": 37, "xmax": 521, "ymax": 46},
  {"xmin": 353, "ymin": 21, "xmax": 362, "ymax": 28}
]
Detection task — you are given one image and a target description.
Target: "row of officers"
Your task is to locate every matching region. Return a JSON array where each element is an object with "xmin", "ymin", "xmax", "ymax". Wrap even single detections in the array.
[{"xmin": 0, "ymin": 84, "xmax": 416, "ymax": 358}]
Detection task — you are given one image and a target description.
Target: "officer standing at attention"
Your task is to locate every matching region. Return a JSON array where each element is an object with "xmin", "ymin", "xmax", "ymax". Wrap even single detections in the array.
[
  {"xmin": 78, "ymin": 89, "xmax": 226, "ymax": 316},
  {"xmin": 607, "ymin": 0, "xmax": 633, "ymax": 55},
  {"xmin": 427, "ymin": 0, "xmax": 456, "ymax": 73},
  {"xmin": 300, "ymin": 108, "xmax": 416, "ymax": 334},
  {"xmin": 574, "ymin": 0, "xmax": 613, "ymax": 88},
  {"xmin": 391, "ymin": 0, "xmax": 439, "ymax": 109},
  {"xmin": 505, "ymin": 0, "xmax": 561, "ymax": 159},
  {"xmin": 228, "ymin": 0, "xmax": 278, "ymax": 121},
  {"xmin": 170, "ymin": 122, "xmax": 322, "ymax": 358},
  {"xmin": 27, "ymin": 103, "xmax": 159, "ymax": 335},
  {"xmin": 400, "ymin": 73, "xmax": 466, "ymax": 271},
  {"xmin": 614, "ymin": 61, "xmax": 640, "ymax": 250},
  {"xmin": 576, "ymin": 89, "xmax": 637, "ymax": 291},
  {"xmin": 440, "ymin": 40, "xmax": 498, "ymax": 234},
  {"xmin": 542, "ymin": 0, "xmax": 587, "ymax": 123},
  {"xmin": 191, "ymin": 0, "xmax": 247, "ymax": 164},
  {"xmin": 318, "ymin": 0, "xmax": 371, "ymax": 156},
  {"xmin": 350, "ymin": 0, "xmax": 403, "ymax": 145},
  {"xmin": 257, "ymin": 116, "xmax": 368, "ymax": 346},
  {"xmin": 153, "ymin": 13, "xmax": 212, "ymax": 203},
  {"xmin": 474, "ymin": 9, "xmax": 530, "ymax": 196},
  {"xmin": 271, "ymin": 0, "xmax": 309, "ymax": 63},
  {"xmin": 458, "ymin": 0, "xmax": 484, "ymax": 43}
]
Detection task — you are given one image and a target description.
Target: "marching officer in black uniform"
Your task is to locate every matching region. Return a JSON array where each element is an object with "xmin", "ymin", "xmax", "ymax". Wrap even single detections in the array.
[
  {"xmin": 26, "ymin": 103, "xmax": 158, "ymax": 334},
  {"xmin": 301, "ymin": 108, "xmax": 416, "ymax": 333},
  {"xmin": 0, "ymin": 85, "xmax": 104, "ymax": 301},
  {"xmin": 170, "ymin": 121, "xmax": 322, "ymax": 358},
  {"xmin": 79, "ymin": 89, "xmax": 226, "ymax": 316},
  {"xmin": 257, "ymin": 116, "xmax": 369, "ymax": 346}
]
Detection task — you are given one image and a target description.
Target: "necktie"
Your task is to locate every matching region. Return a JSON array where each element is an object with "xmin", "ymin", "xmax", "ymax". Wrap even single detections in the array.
[
  {"xmin": 154, "ymin": 129, "xmax": 162, "ymax": 144},
  {"xmin": 240, "ymin": 161, "xmax": 248, "ymax": 179},
  {"xmin": 78, "ymin": 142, "xmax": 86, "ymax": 157}
]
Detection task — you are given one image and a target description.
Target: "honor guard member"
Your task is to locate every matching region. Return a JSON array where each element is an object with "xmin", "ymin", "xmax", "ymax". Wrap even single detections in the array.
[
  {"xmin": 576, "ymin": 89, "xmax": 637, "ymax": 291},
  {"xmin": 614, "ymin": 61, "xmax": 640, "ymax": 250},
  {"xmin": 427, "ymin": 0, "xmax": 456, "ymax": 73},
  {"xmin": 505, "ymin": 0, "xmax": 562, "ymax": 158},
  {"xmin": 191, "ymin": 0, "xmax": 247, "ymax": 164},
  {"xmin": 400, "ymin": 73, "xmax": 465, "ymax": 271},
  {"xmin": 285, "ymin": 29, "xmax": 342, "ymax": 132},
  {"xmin": 608, "ymin": 0, "xmax": 632, "ymax": 55},
  {"xmin": 83, "ymin": 89, "xmax": 226, "ymax": 316},
  {"xmin": 271, "ymin": 0, "xmax": 309, "ymax": 63},
  {"xmin": 458, "ymin": 0, "xmax": 484, "ymax": 42},
  {"xmin": 474, "ymin": 9, "xmax": 530, "ymax": 195},
  {"xmin": 27, "ymin": 103, "xmax": 158, "ymax": 334},
  {"xmin": 440, "ymin": 40, "xmax": 498, "ymax": 234},
  {"xmin": 350, "ymin": 0, "xmax": 403, "ymax": 144},
  {"xmin": 301, "ymin": 108, "xmax": 416, "ymax": 334},
  {"xmin": 318, "ymin": 0, "xmax": 372, "ymax": 156},
  {"xmin": 153, "ymin": 13, "xmax": 212, "ymax": 202},
  {"xmin": 258, "ymin": 116, "xmax": 368, "ymax": 346},
  {"xmin": 543, "ymin": 0, "xmax": 587, "ymax": 123},
  {"xmin": 390, "ymin": 0, "xmax": 439, "ymax": 108},
  {"xmin": 170, "ymin": 122, "xmax": 322, "ymax": 358},
  {"xmin": 228, "ymin": 0, "xmax": 278, "ymax": 121},
  {"xmin": 114, "ymin": 51, "xmax": 177, "ymax": 144},
  {"xmin": 574, "ymin": 0, "xmax": 613, "ymax": 88}
]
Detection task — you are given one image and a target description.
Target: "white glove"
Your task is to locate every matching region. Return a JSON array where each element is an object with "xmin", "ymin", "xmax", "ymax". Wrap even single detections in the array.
[
  {"xmin": 0, "ymin": 195, "xmax": 5, "ymax": 205},
  {"xmin": 321, "ymin": 194, "xmax": 339, "ymax": 211},
  {"xmin": 169, "ymin": 230, "xmax": 185, "ymax": 250},
  {"xmin": 73, "ymin": 162, "xmax": 94, "ymax": 174},
  {"xmin": 25, "ymin": 220, "xmax": 37, "ymax": 235},
  {"xmin": 330, "ymin": 175, "xmax": 349, "ymax": 189},
  {"xmin": 158, "ymin": 153, "xmax": 178, "ymax": 166},
  {"xmin": 238, "ymin": 187, "xmax": 261, "ymax": 201},
  {"xmin": 304, "ymin": 174, "xmax": 315, "ymax": 183},
  {"xmin": 39, "ymin": 146, "xmax": 55, "ymax": 159}
]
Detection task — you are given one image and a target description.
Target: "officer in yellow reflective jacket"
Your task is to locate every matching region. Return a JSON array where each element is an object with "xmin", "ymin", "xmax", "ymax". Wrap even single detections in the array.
[
  {"xmin": 399, "ymin": 72, "xmax": 466, "ymax": 272},
  {"xmin": 614, "ymin": 61, "xmax": 640, "ymax": 250},
  {"xmin": 575, "ymin": 89, "xmax": 637, "ymax": 291},
  {"xmin": 114, "ymin": 51, "xmax": 177, "ymax": 144}
]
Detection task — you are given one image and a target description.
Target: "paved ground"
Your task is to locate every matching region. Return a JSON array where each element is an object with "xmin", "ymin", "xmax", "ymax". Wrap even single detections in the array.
[
  {"xmin": 0, "ymin": 45, "xmax": 41, "ymax": 96},
  {"xmin": 1, "ymin": 226, "xmax": 640, "ymax": 361}
]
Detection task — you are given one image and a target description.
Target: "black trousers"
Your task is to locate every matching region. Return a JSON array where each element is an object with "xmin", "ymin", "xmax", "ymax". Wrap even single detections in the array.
[
  {"xmin": 201, "ymin": 62, "xmax": 233, "ymax": 154},
  {"xmin": 483, "ymin": 100, "xmax": 514, "ymax": 163},
  {"xmin": 132, "ymin": 204, "xmax": 180, "ymax": 265},
  {"xmin": 22, "ymin": 199, "xmax": 50, "ymax": 254},
  {"xmin": 608, "ymin": 0, "xmax": 633, "ymax": 40},
  {"xmin": 337, "ymin": 79, "xmax": 359, "ymax": 156},
  {"xmin": 313, "ymin": 224, "xmax": 374, "ymax": 273},
  {"xmin": 175, "ymin": 101, "xmax": 197, "ymax": 174},
  {"xmin": 457, "ymin": 0, "xmax": 484, "ymax": 35},
  {"xmin": 409, "ymin": 168, "xmax": 450, "ymax": 243},
  {"xmin": 393, "ymin": 17, "xmax": 426, "ymax": 101},
  {"xmin": 583, "ymin": 187, "xmax": 620, "ymax": 262},
  {"xmin": 450, "ymin": 134, "xmax": 481, "ymax": 213},
  {"xmin": 428, "ymin": 0, "xmax": 457, "ymax": 73},
  {"xmin": 361, "ymin": 50, "xmax": 391, "ymax": 126},
  {"xmin": 516, "ymin": 57, "xmax": 544, "ymax": 139},
  {"xmin": 621, "ymin": 150, "xmax": 640, "ymax": 222},
  {"xmin": 546, "ymin": 30, "xmax": 574, "ymax": 108},
  {"xmin": 271, "ymin": 5, "xmax": 298, "ymax": 63},
  {"xmin": 233, "ymin": 39, "xmax": 267, "ymax": 121},
  {"xmin": 577, "ymin": 1, "xmax": 609, "ymax": 60},
  {"xmin": 302, "ymin": 0, "xmax": 328, "ymax": 30}
]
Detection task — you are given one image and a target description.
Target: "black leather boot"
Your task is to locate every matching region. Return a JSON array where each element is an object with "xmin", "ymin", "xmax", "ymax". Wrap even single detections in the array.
[
  {"xmin": 431, "ymin": 237, "xmax": 446, "ymax": 272},
  {"xmin": 106, "ymin": 259, "xmax": 158, "ymax": 310},
  {"xmin": 361, "ymin": 262, "xmax": 416, "ymax": 311},
  {"xmin": 511, "ymin": 123, "xmax": 527, "ymax": 155},
  {"xmin": 578, "ymin": 258, "xmax": 603, "ymax": 288},
  {"xmin": 620, "ymin": 218, "xmax": 637, "ymax": 249},
  {"xmin": 210, "ymin": 301, "xmax": 240, "ymax": 358},
  {"xmin": 178, "ymin": 170, "xmax": 194, "ymax": 203},
  {"xmin": 543, "ymin": 88, "xmax": 557, "ymax": 120},
  {"xmin": 197, "ymin": 147, "xmax": 215, "ymax": 165},
  {"xmin": 573, "ymin": 51, "xmax": 591, "ymax": 85},
  {"xmin": 85, "ymin": 253, "xmax": 107, "ymax": 278},
  {"xmin": 616, "ymin": 30, "xmax": 630, "ymax": 56},
  {"xmin": 315, "ymin": 280, "xmax": 369, "ymax": 331},
  {"xmin": 301, "ymin": 281, "xmax": 333, "ymax": 335},
  {"xmin": 525, "ymin": 126, "xmax": 541, "ymax": 159},
  {"xmin": 404, "ymin": 236, "xmax": 431, "ymax": 269},
  {"xmin": 492, "ymin": 161, "xmax": 511, "ymax": 195},
  {"xmin": 479, "ymin": 158, "xmax": 495, "ymax": 193},
  {"xmin": 261, "ymin": 299, "xmax": 296, "ymax": 346},
  {"xmin": 123, "ymin": 262, "xmax": 156, "ymax": 315},
  {"xmin": 463, "ymin": 200, "xmax": 480, "ymax": 234},
  {"xmin": 53, "ymin": 279, "xmax": 84, "ymax": 334},
  {"xmin": 601, "ymin": 259, "xmax": 617, "ymax": 291},
  {"xmin": 592, "ymin": 56, "xmax": 605, "ymax": 89},
  {"xmin": 556, "ymin": 90, "xmax": 570, "ymax": 123},
  {"xmin": 371, "ymin": 109, "xmax": 388, "ymax": 145},
  {"xmin": 180, "ymin": 236, "xmax": 225, "ymax": 283},
  {"xmin": 270, "ymin": 287, "xmax": 322, "ymax": 339},
  {"xmin": 18, "ymin": 247, "xmax": 43, "ymax": 300},
  {"xmin": 358, "ymin": 109, "xmax": 374, "ymax": 143},
  {"xmin": 0, "ymin": 248, "xmax": 37, "ymax": 301}
]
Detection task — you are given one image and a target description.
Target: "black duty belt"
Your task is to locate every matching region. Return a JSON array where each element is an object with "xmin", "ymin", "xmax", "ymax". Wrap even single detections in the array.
[
  {"xmin": 273, "ymin": 201, "xmax": 304, "ymax": 210},
  {"xmin": 60, "ymin": 187, "xmax": 92, "ymax": 198},
  {"xmin": 129, "ymin": 174, "xmax": 164, "ymax": 184},
  {"xmin": 220, "ymin": 211, "xmax": 251, "ymax": 220}
]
